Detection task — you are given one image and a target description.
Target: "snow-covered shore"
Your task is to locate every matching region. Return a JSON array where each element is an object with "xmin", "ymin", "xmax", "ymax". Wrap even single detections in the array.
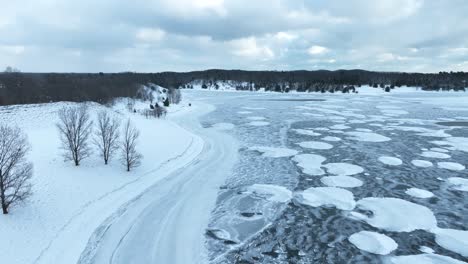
[{"xmin": 0, "ymin": 98, "xmax": 212, "ymax": 264}]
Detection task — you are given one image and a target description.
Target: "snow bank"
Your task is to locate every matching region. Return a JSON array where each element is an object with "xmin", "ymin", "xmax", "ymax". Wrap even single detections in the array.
[
  {"xmin": 246, "ymin": 184, "xmax": 292, "ymax": 203},
  {"xmin": 296, "ymin": 187, "xmax": 356, "ymax": 210},
  {"xmin": 411, "ymin": 160, "xmax": 433, "ymax": 168},
  {"xmin": 321, "ymin": 176, "xmax": 363, "ymax": 188},
  {"xmin": 323, "ymin": 163, "xmax": 364, "ymax": 176},
  {"xmin": 348, "ymin": 231, "xmax": 397, "ymax": 255},
  {"xmin": 350, "ymin": 197, "xmax": 437, "ymax": 232},
  {"xmin": 292, "ymin": 154, "xmax": 326, "ymax": 176},
  {"xmin": 433, "ymin": 228, "xmax": 468, "ymax": 257},
  {"xmin": 405, "ymin": 188, "xmax": 434, "ymax": 198},
  {"xmin": 345, "ymin": 131, "xmax": 391, "ymax": 142},
  {"xmin": 297, "ymin": 141, "xmax": 333, "ymax": 150},
  {"xmin": 248, "ymin": 146, "xmax": 298, "ymax": 158},
  {"xmin": 437, "ymin": 162, "xmax": 465, "ymax": 171},
  {"xmin": 378, "ymin": 156, "xmax": 403, "ymax": 166}
]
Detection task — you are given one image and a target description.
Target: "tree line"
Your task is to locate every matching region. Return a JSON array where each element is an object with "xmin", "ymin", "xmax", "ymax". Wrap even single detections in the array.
[
  {"xmin": 1, "ymin": 69, "xmax": 467, "ymax": 105},
  {"xmin": 0, "ymin": 105, "xmax": 143, "ymax": 214}
]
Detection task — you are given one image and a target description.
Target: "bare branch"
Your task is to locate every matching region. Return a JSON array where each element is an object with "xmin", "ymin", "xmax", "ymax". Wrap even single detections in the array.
[
  {"xmin": 120, "ymin": 119, "xmax": 142, "ymax": 172},
  {"xmin": 94, "ymin": 111, "xmax": 120, "ymax": 165}
]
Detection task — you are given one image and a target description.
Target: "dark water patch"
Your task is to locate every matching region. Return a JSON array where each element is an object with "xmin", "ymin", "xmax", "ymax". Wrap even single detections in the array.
[{"xmin": 436, "ymin": 121, "xmax": 468, "ymax": 126}]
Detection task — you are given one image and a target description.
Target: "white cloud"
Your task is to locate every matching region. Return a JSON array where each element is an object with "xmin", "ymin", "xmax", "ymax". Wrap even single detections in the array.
[
  {"xmin": 136, "ymin": 28, "xmax": 166, "ymax": 42},
  {"xmin": 229, "ymin": 37, "xmax": 274, "ymax": 60},
  {"xmin": 274, "ymin": 32, "xmax": 298, "ymax": 42},
  {"xmin": 0, "ymin": 45, "xmax": 25, "ymax": 55},
  {"xmin": 377, "ymin": 53, "xmax": 409, "ymax": 62},
  {"xmin": 308, "ymin": 45, "xmax": 329, "ymax": 55}
]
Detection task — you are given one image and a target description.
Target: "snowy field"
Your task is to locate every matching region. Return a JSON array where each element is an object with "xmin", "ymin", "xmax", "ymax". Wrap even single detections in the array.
[
  {"xmin": 192, "ymin": 88, "xmax": 468, "ymax": 263},
  {"xmin": 1, "ymin": 87, "xmax": 468, "ymax": 264},
  {"xmin": 0, "ymin": 98, "xmax": 207, "ymax": 264}
]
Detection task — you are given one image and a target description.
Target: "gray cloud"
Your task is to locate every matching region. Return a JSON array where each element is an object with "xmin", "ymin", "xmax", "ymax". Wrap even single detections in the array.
[{"xmin": 1, "ymin": 0, "xmax": 467, "ymax": 72}]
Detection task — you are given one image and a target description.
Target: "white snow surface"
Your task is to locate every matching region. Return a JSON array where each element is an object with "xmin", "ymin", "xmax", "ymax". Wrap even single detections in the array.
[
  {"xmin": 411, "ymin": 160, "xmax": 433, "ymax": 168},
  {"xmin": 321, "ymin": 176, "xmax": 363, "ymax": 188},
  {"xmin": 350, "ymin": 197, "xmax": 437, "ymax": 232},
  {"xmin": 248, "ymin": 146, "xmax": 299, "ymax": 158},
  {"xmin": 437, "ymin": 162, "xmax": 465, "ymax": 171},
  {"xmin": 297, "ymin": 187, "xmax": 356, "ymax": 210},
  {"xmin": 348, "ymin": 231, "xmax": 398, "ymax": 255},
  {"xmin": 0, "ymin": 99, "xmax": 214, "ymax": 264},
  {"xmin": 292, "ymin": 154, "xmax": 326, "ymax": 176},
  {"xmin": 297, "ymin": 141, "xmax": 333, "ymax": 150},
  {"xmin": 405, "ymin": 188, "xmax": 434, "ymax": 198},
  {"xmin": 246, "ymin": 184, "xmax": 293, "ymax": 203},
  {"xmin": 433, "ymin": 228, "xmax": 468, "ymax": 257},
  {"xmin": 378, "ymin": 156, "xmax": 403, "ymax": 166},
  {"xmin": 323, "ymin": 163, "xmax": 364, "ymax": 176}
]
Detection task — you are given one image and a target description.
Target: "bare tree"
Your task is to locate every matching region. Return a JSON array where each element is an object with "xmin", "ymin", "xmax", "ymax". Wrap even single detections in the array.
[
  {"xmin": 57, "ymin": 105, "xmax": 93, "ymax": 166},
  {"xmin": 120, "ymin": 119, "xmax": 142, "ymax": 172},
  {"xmin": 0, "ymin": 125, "xmax": 33, "ymax": 214},
  {"xmin": 168, "ymin": 88, "xmax": 182, "ymax": 104},
  {"xmin": 94, "ymin": 111, "xmax": 120, "ymax": 165}
]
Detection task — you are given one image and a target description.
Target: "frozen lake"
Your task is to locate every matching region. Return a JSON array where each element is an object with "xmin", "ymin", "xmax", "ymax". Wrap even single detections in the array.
[{"xmin": 184, "ymin": 90, "xmax": 468, "ymax": 264}]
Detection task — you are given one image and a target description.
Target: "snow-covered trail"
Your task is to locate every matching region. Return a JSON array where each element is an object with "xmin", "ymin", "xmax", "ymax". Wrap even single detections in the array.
[{"xmin": 79, "ymin": 102, "xmax": 238, "ymax": 264}]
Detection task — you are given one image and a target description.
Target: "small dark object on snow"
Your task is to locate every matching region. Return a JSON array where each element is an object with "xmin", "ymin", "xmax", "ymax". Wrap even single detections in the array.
[
  {"xmin": 150, "ymin": 104, "xmax": 154, "ymax": 109},
  {"xmin": 189, "ymin": 103, "xmax": 192, "ymax": 107}
]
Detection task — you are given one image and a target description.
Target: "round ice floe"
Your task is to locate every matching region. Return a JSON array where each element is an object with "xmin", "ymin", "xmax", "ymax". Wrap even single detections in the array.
[
  {"xmin": 296, "ymin": 187, "xmax": 356, "ymax": 210},
  {"xmin": 348, "ymin": 231, "xmax": 397, "ymax": 255},
  {"xmin": 378, "ymin": 156, "xmax": 403, "ymax": 166},
  {"xmin": 345, "ymin": 131, "xmax": 391, "ymax": 142},
  {"xmin": 292, "ymin": 154, "xmax": 326, "ymax": 176},
  {"xmin": 433, "ymin": 228, "xmax": 468, "ymax": 257},
  {"xmin": 411, "ymin": 160, "xmax": 433, "ymax": 168},
  {"xmin": 248, "ymin": 146, "xmax": 298, "ymax": 158},
  {"xmin": 246, "ymin": 116, "xmax": 266, "ymax": 121},
  {"xmin": 314, "ymin": 127, "xmax": 330, "ymax": 131},
  {"xmin": 322, "ymin": 136, "xmax": 341, "ymax": 142},
  {"xmin": 390, "ymin": 254, "xmax": 467, "ymax": 264},
  {"xmin": 437, "ymin": 162, "xmax": 465, "ymax": 171},
  {"xmin": 242, "ymin": 107, "xmax": 265, "ymax": 110},
  {"xmin": 321, "ymin": 176, "xmax": 363, "ymax": 188},
  {"xmin": 447, "ymin": 177, "xmax": 468, "ymax": 192},
  {"xmin": 246, "ymin": 184, "xmax": 292, "ymax": 203},
  {"xmin": 323, "ymin": 163, "xmax": 364, "ymax": 176},
  {"xmin": 330, "ymin": 124, "xmax": 351, "ymax": 130},
  {"xmin": 247, "ymin": 121, "xmax": 270, "ymax": 126},
  {"xmin": 211, "ymin": 122, "xmax": 235, "ymax": 130},
  {"xmin": 292, "ymin": 129, "xmax": 321, "ymax": 136},
  {"xmin": 297, "ymin": 141, "xmax": 333, "ymax": 150},
  {"xmin": 419, "ymin": 246, "xmax": 434, "ymax": 254},
  {"xmin": 355, "ymin": 128, "xmax": 373, "ymax": 132},
  {"xmin": 381, "ymin": 109, "xmax": 409, "ymax": 116},
  {"xmin": 405, "ymin": 188, "xmax": 434, "ymax": 198},
  {"xmin": 421, "ymin": 151, "xmax": 451, "ymax": 159},
  {"xmin": 237, "ymin": 111, "xmax": 252, "ymax": 114},
  {"xmin": 431, "ymin": 147, "xmax": 450, "ymax": 153},
  {"xmin": 350, "ymin": 197, "xmax": 437, "ymax": 232}
]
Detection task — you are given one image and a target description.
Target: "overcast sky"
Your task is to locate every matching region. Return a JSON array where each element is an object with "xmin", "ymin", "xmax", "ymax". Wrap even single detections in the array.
[{"xmin": 1, "ymin": 0, "xmax": 468, "ymax": 73}]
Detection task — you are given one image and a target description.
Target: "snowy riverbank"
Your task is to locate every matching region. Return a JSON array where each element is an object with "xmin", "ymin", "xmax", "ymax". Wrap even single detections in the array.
[{"xmin": 0, "ymin": 98, "xmax": 211, "ymax": 264}]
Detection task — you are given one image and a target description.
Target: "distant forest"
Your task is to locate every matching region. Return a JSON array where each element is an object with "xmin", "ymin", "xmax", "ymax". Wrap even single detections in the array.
[{"xmin": 0, "ymin": 69, "xmax": 467, "ymax": 105}]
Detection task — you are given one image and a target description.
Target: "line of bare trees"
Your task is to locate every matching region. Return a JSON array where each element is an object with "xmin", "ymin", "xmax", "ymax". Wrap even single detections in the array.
[{"xmin": 56, "ymin": 105, "xmax": 143, "ymax": 171}]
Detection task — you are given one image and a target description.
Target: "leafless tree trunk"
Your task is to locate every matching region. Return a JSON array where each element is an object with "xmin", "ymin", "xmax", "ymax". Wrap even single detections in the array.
[
  {"xmin": 168, "ymin": 88, "xmax": 182, "ymax": 104},
  {"xmin": 56, "ymin": 105, "xmax": 93, "ymax": 166},
  {"xmin": 120, "ymin": 119, "xmax": 142, "ymax": 172},
  {"xmin": 94, "ymin": 111, "xmax": 120, "ymax": 165},
  {"xmin": 0, "ymin": 125, "xmax": 33, "ymax": 214}
]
